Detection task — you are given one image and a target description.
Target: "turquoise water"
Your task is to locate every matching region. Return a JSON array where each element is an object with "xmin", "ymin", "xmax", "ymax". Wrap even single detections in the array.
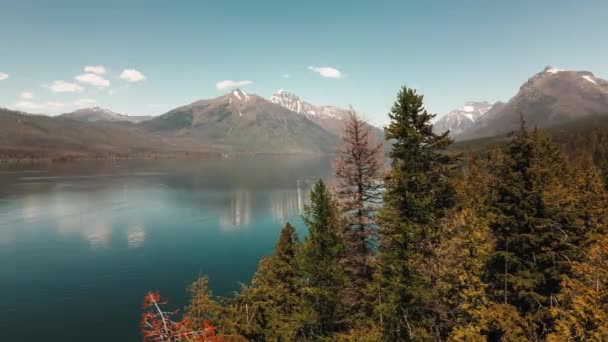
[{"xmin": 0, "ymin": 157, "xmax": 333, "ymax": 341}]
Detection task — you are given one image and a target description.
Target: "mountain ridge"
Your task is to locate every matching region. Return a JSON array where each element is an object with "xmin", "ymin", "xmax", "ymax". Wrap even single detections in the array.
[
  {"xmin": 456, "ymin": 66, "xmax": 608, "ymax": 140},
  {"xmin": 143, "ymin": 89, "xmax": 339, "ymax": 153},
  {"xmin": 433, "ymin": 101, "xmax": 493, "ymax": 137},
  {"xmin": 60, "ymin": 106, "xmax": 153, "ymax": 123}
]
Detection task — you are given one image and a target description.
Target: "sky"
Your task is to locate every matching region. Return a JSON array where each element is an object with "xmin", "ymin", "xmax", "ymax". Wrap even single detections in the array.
[{"xmin": 0, "ymin": 0, "xmax": 607, "ymax": 124}]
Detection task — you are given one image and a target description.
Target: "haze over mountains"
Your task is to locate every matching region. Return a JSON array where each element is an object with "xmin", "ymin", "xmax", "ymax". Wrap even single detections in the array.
[
  {"xmin": 2, "ymin": 65, "xmax": 608, "ymax": 160},
  {"xmin": 60, "ymin": 106, "xmax": 153, "ymax": 123}
]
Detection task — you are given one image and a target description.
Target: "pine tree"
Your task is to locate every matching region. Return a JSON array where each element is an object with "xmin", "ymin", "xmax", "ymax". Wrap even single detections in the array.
[
  {"xmin": 435, "ymin": 157, "xmax": 495, "ymax": 339},
  {"xmin": 232, "ymin": 223, "xmax": 304, "ymax": 341},
  {"xmin": 485, "ymin": 120, "xmax": 581, "ymax": 338},
  {"xmin": 185, "ymin": 276, "xmax": 223, "ymax": 330},
  {"xmin": 334, "ymin": 111, "xmax": 384, "ymax": 325},
  {"xmin": 570, "ymin": 155, "xmax": 608, "ymax": 237},
  {"xmin": 298, "ymin": 180, "xmax": 345, "ymax": 337},
  {"xmin": 372, "ymin": 86, "xmax": 457, "ymax": 340},
  {"xmin": 546, "ymin": 156, "xmax": 608, "ymax": 340},
  {"xmin": 547, "ymin": 234, "xmax": 608, "ymax": 341}
]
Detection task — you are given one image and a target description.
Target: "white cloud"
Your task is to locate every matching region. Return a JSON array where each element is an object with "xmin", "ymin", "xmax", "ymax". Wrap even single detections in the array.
[
  {"xmin": 120, "ymin": 69, "xmax": 146, "ymax": 82},
  {"xmin": 282, "ymin": 73, "xmax": 291, "ymax": 79},
  {"xmin": 84, "ymin": 65, "xmax": 106, "ymax": 75},
  {"xmin": 47, "ymin": 80, "xmax": 84, "ymax": 92},
  {"xmin": 13, "ymin": 100, "xmax": 68, "ymax": 112},
  {"xmin": 0, "ymin": 72, "xmax": 8, "ymax": 80},
  {"xmin": 215, "ymin": 80, "xmax": 253, "ymax": 90},
  {"xmin": 75, "ymin": 73, "xmax": 110, "ymax": 88},
  {"xmin": 15, "ymin": 101, "xmax": 43, "ymax": 110},
  {"xmin": 20, "ymin": 92, "xmax": 34, "ymax": 99},
  {"xmin": 47, "ymin": 101, "xmax": 68, "ymax": 108},
  {"xmin": 74, "ymin": 98, "xmax": 98, "ymax": 107},
  {"xmin": 308, "ymin": 66, "xmax": 342, "ymax": 79}
]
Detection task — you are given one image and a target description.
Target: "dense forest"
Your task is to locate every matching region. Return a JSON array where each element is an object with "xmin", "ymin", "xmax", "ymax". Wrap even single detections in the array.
[{"xmin": 141, "ymin": 86, "xmax": 608, "ymax": 341}]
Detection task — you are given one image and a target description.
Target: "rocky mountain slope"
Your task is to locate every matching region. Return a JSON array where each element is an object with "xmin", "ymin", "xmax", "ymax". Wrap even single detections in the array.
[
  {"xmin": 269, "ymin": 89, "xmax": 384, "ymax": 140},
  {"xmin": 458, "ymin": 66, "xmax": 608, "ymax": 140},
  {"xmin": 433, "ymin": 101, "xmax": 493, "ymax": 137},
  {"xmin": 0, "ymin": 107, "xmax": 199, "ymax": 160},
  {"xmin": 144, "ymin": 89, "xmax": 339, "ymax": 153}
]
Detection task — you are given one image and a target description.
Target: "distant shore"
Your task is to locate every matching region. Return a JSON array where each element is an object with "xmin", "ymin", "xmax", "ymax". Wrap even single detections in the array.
[{"xmin": 0, "ymin": 150, "xmax": 332, "ymax": 166}]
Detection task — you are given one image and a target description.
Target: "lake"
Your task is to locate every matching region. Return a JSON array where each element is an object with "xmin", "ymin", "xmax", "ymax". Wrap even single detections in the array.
[{"xmin": 0, "ymin": 156, "xmax": 333, "ymax": 341}]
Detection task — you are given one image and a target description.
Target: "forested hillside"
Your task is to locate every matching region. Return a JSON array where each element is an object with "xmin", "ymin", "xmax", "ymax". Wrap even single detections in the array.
[{"xmin": 140, "ymin": 87, "xmax": 608, "ymax": 341}]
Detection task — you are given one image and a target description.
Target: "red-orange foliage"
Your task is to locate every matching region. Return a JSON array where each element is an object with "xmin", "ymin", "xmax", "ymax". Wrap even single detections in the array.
[{"xmin": 141, "ymin": 291, "xmax": 223, "ymax": 342}]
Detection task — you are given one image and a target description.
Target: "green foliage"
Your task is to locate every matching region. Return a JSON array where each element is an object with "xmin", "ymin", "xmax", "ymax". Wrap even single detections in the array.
[
  {"xmin": 298, "ymin": 180, "xmax": 346, "ymax": 337},
  {"xmin": 485, "ymin": 126, "xmax": 563, "ymax": 337},
  {"xmin": 175, "ymin": 88, "xmax": 608, "ymax": 342},
  {"xmin": 372, "ymin": 85, "xmax": 458, "ymax": 340},
  {"xmin": 185, "ymin": 276, "xmax": 224, "ymax": 330},
  {"xmin": 548, "ymin": 234, "xmax": 608, "ymax": 340},
  {"xmin": 436, "ymin": 157, "xmax": 494, "ymax": 338},
  {"xmin": 232, "ymin": 223, "xmax": 305, "ymax": 341}
]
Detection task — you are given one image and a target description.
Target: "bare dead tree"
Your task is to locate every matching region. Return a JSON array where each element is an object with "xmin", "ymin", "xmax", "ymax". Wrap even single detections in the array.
[
  {"xmin": 334, "ymin": 110, "xmax": 384, "ymax": 319},
  {"xmin": 141, "ymin": 291, "xmax": 221, "ymax": 342}
]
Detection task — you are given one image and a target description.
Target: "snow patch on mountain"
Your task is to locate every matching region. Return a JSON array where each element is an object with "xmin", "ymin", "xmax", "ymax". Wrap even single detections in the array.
[
  {"xmin": 544, "ymin": 66, "xmax": 564, "ymax": 74},
  {"xmin": 269, "ymin": 89, "xmax": 351, "ymax": 121},
  {"xmin": 583, "ymin": 75, "xmax": 597, "ymax": 85},
  {"xmin": 433, "ymin": 101, "xmax": 493, "ymax": 137},
  {"xmin": 60, "ymin": 106, "xmax": 152, "ymax": 123},
  {"xmin": 231, "ymin": 88, "xmax": 250, "ymax": 102}
]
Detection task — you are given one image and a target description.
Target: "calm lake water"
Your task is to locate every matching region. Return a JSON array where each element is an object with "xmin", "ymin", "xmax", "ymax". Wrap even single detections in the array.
[{"xmin": 0, "ymin": 157, "xmax": 333, "ymax": 341}]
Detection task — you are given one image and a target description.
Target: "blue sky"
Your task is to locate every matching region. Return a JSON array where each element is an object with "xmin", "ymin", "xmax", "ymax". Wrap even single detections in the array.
[{"xmin": 0, "ymin": 0, "xmax": 606, "ymax": 123}]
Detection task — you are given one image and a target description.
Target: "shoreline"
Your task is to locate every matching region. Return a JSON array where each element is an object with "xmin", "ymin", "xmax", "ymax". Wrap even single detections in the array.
[{"xmin": 0, "ymin": 150, "xmax": 334, "ymax": 166}]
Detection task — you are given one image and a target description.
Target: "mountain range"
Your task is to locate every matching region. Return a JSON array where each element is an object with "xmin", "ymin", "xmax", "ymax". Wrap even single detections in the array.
[
  {"xmin": 269, "ymin": 89, "xmax": 384, "ymax": 140},
  {"xmin": 435, "ymin": 66, "xmax": 608, "ymax": 140},
  {"xmin": 2, "ymin": 65, "xmax": 608, "ymax": 160},
  {"xmin": 0, "ymin": 89, "xmax": 366, "ymax": 159}
]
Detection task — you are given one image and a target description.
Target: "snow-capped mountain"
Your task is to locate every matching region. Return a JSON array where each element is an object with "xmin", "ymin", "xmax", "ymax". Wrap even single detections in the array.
[
  {"xmin": 269, "ymin": 89, "xmax": 384, "ymax": 140},
  {"xmin": 433, "ymin": 101, "xmax": 493, "ymax": 136},
  {"xmin": 59, "ymin": 106, "xmax": 152, "ymax": 123},
  {"xmin": 269, "ymin": 89, "xmax": 351, "ymax": 121},
  {"xmin": 459, "ymin": 66, "xmax": 608, "ymax": 140},
  {"xmin": 143, "ymin": 88, "xmax": 338, "ymax": 153}
]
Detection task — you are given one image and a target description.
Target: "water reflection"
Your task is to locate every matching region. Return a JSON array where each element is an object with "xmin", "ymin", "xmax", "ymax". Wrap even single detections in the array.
[
  {"xmin": 2, "ymin": 158, "xmax": 331, "ymax": 248},
  {"xmin": 219, "ymin": 190, "xmax": 252, "ymax": 231},
  {"xmin": 0, "ymin": 158, "xmax": 334, "ymax": 342},
  {"xmin": 270, "ymin": 186, "xmax": 306, "ymax": 223},
  {"xmin": 20, "ymin": 194, "xmax": 43, "ymax": 223},
  {"xmin": 85, "ymin": 222, "xmax": 112, "ymax": 249},
  {"xmin": 127, "ymin": 224, "xmax": 146, "ymax": 249}
]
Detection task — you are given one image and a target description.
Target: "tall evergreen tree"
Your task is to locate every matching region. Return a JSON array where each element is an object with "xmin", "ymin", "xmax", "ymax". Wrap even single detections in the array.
[
  {"xmin": 435, "ymin": 157, "xmax": 494, "ymax": 339},
  {"xmin": 298, "ymin": 180, "xmax": 345, "ymax": 337},
  {"xmin": 546, "ymin": 156, "xmax": 608, "ymax": 340},
  {"xmin": 485, "ymin": 120, "xmax": 582, "ymax": 338},
  {"xmin": 548, "ymin": 234, "xmax": 608, "ymax": 340},
  {"xmin": 372, "ymin": 86, "xmax": 457, "ymax": 340},
  {"xmin": 570, "ymin": 155, "xmax": 608, "ymax": 237},
  {"xmin": 185, "ymin": 276, "xmax": 224, "ymax": 331},
  {"xmin": 334, "ymin": 111, "xmax": 384, "ymax": 325},
  {"xmin": 233, "ymin": 223, "xmax": 304, "ymax": 341}
]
